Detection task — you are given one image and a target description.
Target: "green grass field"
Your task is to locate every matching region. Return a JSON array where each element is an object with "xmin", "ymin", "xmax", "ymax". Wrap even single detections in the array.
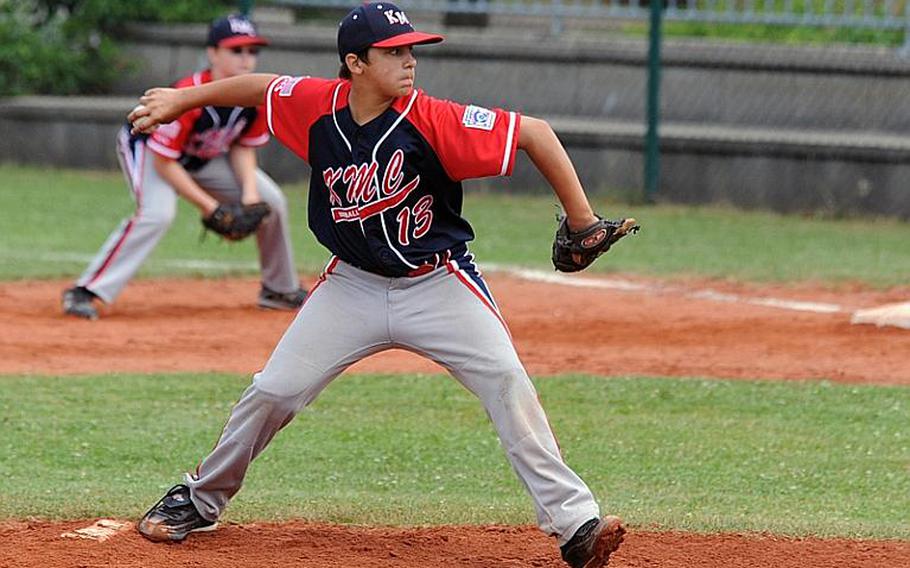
[
  {"xmin": 623, "ymin": 21, "xmax": 904, "ymax": 47},
  {"xmin": 1, "ymin": 373, "xmax": 907, "ymax": 538},
  {"xmin": 2, "ymin": 164, "xmax": 909, "ymax": 286},
  {"xmin": 1, "ymin": 164, "xmax": 908, "ymax": 540}
]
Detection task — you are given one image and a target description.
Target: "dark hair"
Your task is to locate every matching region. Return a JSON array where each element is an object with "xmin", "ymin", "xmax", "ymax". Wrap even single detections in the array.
[{"xmin": 338, "ymin": 48, "xmax": 371, "ymax": 79}]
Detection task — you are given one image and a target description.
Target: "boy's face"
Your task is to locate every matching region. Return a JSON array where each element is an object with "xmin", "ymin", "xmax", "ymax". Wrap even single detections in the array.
[
  {"xmin": 355, "ymin": 46, "xmax": 417, "ymax": 98},
  {"xmin": 207, "ymin": 45, "xmax": 260, "ymax": 79}
]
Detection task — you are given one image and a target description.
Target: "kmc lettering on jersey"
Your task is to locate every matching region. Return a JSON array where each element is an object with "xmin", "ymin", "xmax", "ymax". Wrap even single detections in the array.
[
  {"xmin": 323, "ymin": 149, "xmax": 421, "ymax": 223},
  {"xmin": 185, "ymin": 118, "xmax": 249, "ymax": 159}
]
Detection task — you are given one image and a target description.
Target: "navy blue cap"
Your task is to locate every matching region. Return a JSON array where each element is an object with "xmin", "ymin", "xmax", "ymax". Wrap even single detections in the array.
[
  {"xmin": 337, "ymin": 2, "xmax": 443, "ymax": 62},
  {"xmin": 207, "ymin": 14, "xmax": 269, "ymax": 48}
]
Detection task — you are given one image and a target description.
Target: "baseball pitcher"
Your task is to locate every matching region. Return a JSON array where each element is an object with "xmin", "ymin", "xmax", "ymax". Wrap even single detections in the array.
[{"xmin": 130, "ymin": 4, "xmax": 637, "ymax": 567}]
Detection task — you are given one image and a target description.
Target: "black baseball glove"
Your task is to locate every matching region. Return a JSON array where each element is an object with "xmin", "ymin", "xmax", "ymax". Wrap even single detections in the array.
[
  {"xmin": 552, "ymin": 215, "xmax": 640, "ymax": 273},
  {"xmin": 202, "ymin": 202, "xmax": 272, "ymax": 241}
]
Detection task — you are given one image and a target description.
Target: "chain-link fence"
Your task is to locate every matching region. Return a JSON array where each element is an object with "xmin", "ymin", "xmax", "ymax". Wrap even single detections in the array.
[
  {"xmin": 264, "ymin": 0, "xmax": 910, "ymax": 43},
  {"xmin": 231, "ymin": 0, "xmax": 910, "ymax": 213}
]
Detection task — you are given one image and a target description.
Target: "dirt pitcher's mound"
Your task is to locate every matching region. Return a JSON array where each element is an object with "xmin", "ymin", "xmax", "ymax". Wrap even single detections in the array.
[
  {"xmin": 1, "ymin": 275, "xmax": 909, "ymax": 384},
  {"xmin": 2, "ymin": 520, "xmax": 908, "ymax": 568},
  {"xmin": 2, "ymin": 274, "xmax": 909, "ymax": 567}
]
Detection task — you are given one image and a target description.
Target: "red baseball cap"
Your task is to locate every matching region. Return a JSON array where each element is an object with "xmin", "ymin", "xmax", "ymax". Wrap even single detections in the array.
[
  {"xmin": 337, "ymin": 2, "xmax": 443, "ymax": 61},
  {"xmin": 207, "ymin": 14, "xmax": 269, "ymax": 48}
]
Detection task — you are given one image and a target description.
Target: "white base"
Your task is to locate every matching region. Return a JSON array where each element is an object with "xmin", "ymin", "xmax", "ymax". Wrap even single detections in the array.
[{"xmin": 850, "ymin": 301, "xmax": 910, "ymax": 330}]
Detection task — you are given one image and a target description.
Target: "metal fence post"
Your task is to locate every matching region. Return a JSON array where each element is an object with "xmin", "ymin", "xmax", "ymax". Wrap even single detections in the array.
[
  {"xmin": 550, "ymin": 0, "xmax": 565, "ymax": 36},
  {"xmin": 644, "ymin": 0, "xmax": 664, "ymax": 202}
]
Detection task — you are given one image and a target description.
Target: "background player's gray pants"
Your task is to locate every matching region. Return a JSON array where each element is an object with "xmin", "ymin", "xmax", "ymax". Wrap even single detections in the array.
[
  {"xmin": 185, "ymin": 259, "xmax": 601, "ymax": 544},
  {"xmin": 76, "ymin": 138, "xmax": 299, "ymax": 303}
]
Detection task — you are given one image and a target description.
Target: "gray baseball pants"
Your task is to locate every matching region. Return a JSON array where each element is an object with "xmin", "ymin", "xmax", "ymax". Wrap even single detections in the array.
[
  {"xmin": 185, "ymin": 257, "xmax": 601, "ymax": 544},
  {"xmin": 76, "ymin": 132, "xmax": 299, "ymax": 303}
]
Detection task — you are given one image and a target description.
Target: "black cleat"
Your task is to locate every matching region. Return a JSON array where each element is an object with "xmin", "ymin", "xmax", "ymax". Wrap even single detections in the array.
[
  {"xmin": 137, "ymin": 484, "xmax": 216, "ymax": 543},
  {"xmin": 560, "ymin": 516, "xmax": 626, "ymax": 568},
  {"xmin": 62, "ymin": 286, "xmax": 99, "ymax": 320},
  {"xmin": 257, "ymin": 286, "xmax": 307, "ymax": 310}
]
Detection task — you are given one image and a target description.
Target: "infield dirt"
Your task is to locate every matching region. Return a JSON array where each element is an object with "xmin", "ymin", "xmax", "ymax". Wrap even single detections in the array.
[
  {"xmin": 2, "ymin": 274, "xmax": 909, "ymax": 384},
  {"xmin": 1, "ymin": 273, "xmax": 908, "ymax": 567}
]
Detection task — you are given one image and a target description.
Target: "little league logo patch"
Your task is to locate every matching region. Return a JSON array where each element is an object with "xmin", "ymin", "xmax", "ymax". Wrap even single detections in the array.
[
  {"xmin": 277, "ymin": 76, "xmax": 305, "ymax": 97},
  {"xmin": 462, "ymin": 105, "xmax": 496, "ymax": 131}
]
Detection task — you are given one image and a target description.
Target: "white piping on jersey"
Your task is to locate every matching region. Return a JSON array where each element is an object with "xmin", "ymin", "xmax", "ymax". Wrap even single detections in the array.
[
  {"xmin": 239, "ymin": 132, "xmax": 270, "ymax": 147},
  {"xmin": 329, "ymin": 83, "xmax": 420, "ymax": 269},
  {"xmin": 264, "ymin": 75, "xmax": 287, "ymax": 136},
  {"xmin": 145, "ymin": 138, "xmax": 181, "ymax": 159},
  {"xmin": 331, "ymin": 83, "xmax": 352, "ymax": 152},
  {"xmin": 499, "ymin": 111, "xmax": 516, "ymax": 177},
  {"xmin": 371, "ymin": 89, "xmax": 418, "ymax": 160},
  {"xmin": 204, "ymin": 105, "xmax": 221, "ymax": 127},
  {"xmin": 369, "ymin": 89, "xmax": 421, "ymax": 269},
  {"xmin": 116, "ymin": 128, "xmax": 146, "ymax": 207},
  {"xmin": 329, "ymin": 83, "xmax": 362, "ymax": 241},
  {"xmin": 135, "ymin": 140, "xmax": 146, "ymax": 206},
  {"xmin": 227, "ymin": 106, "xmax": 243, "ymax": 129},
  {"xmin": 116, "ymin": 128, "xmax": 137, "ymax": 190},
  {"xmin": 192, "ymin": 72, "xmax": 203, "ymax": 86},
  {"xmin": 203, "ymin": 99, "xmax": 244, "ymax": 130}
]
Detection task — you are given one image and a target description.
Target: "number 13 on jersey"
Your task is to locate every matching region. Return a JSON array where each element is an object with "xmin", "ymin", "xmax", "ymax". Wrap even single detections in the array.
[{"xmin": 396, "ymin": 195, "xmax": 433, "ymax": 246}]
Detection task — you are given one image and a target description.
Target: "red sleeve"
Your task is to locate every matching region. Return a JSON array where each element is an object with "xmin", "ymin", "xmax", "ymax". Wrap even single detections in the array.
[
  {"xmin": 406, "ymin": 93, "xmax": 521, "ymax": 182},
  {"xmin": 147, "ymin": 109, "xmax": 200, "ymax": 159},
  {"xmin": 264, "ymin": 75, "xmax": 341, "ymax": 163},
  {"xmin": 237, "ymin": 106, "xmax": 270, "ymax": 147}
]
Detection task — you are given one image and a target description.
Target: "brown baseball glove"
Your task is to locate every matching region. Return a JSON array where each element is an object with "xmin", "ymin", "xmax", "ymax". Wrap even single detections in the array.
[
  {"xmin": 202, "ymin": 202, "xmax": 271, "ymax": 241},
  {"xmin": 551, "ymin": 215, "xmax": 640, "ymax": 273}
]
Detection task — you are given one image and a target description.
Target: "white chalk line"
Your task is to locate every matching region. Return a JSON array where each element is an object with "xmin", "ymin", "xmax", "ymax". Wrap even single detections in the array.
[
  {"xmin": 6, "ymin": 251, "xmax": 258, "ymax": 271},
  {"xmin": 689, "ymin": 290, "xmax": 844, "ymax": 314},
  {"xmin": 14, "ymin": 253, "xmax": 846, "ymax": 314},
  {"xmin": 489, "ymin": 265, "xmax": 846, "ymax": 314}
]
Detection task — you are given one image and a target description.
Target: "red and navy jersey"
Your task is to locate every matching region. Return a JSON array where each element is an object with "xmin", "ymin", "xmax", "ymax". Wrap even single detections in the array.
[
  {"xmin": 132, "ymin": 70, "xmax": 270, "ymax": 171},
  {"xmin": 265, "ymin": 76, "xmax": 521, "ymax": 277}
]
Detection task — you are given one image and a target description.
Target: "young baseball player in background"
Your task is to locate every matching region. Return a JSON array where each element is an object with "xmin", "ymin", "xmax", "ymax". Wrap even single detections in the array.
[
  {"xmin": 129, "ymin": 3, "xmax": 629, "ymax": 566},
  {"xmin": 62, "ymin": 14, "xmax": 306, "ymax": 321}
]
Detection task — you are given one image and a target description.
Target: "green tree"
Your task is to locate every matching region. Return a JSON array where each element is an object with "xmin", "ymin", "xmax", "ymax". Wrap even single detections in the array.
[{"xmin": 0, "ymin": 0, "xmax": 234, "ymax": 96}]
